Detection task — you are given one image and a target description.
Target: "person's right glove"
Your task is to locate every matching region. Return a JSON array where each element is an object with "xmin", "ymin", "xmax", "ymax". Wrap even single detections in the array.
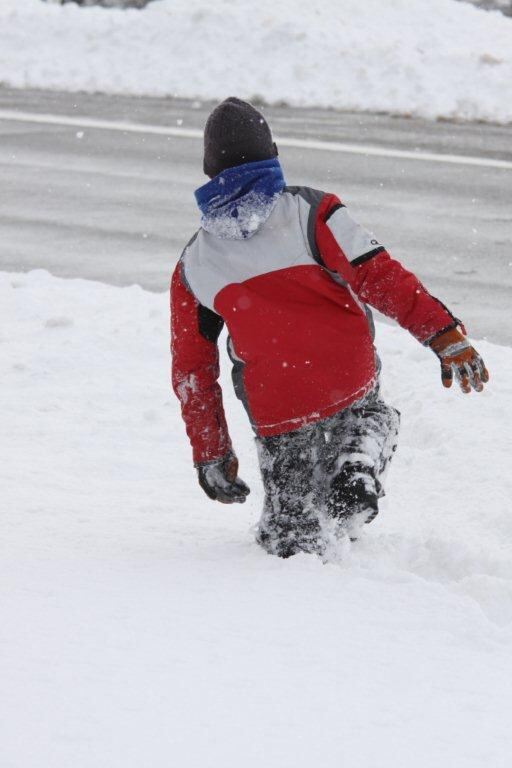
[
  {"xmin": 196, "ymin": 451, "xmax": 250, "ymax": 504},
  {"xmin": 429, "ymin": 326, "xmax": 489, "ymax": 394}
]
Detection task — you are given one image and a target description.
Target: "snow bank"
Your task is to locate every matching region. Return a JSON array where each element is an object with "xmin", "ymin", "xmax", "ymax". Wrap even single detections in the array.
[
  {"xmin": 1, "ymin": 269, "xmax": 512, "ymax": 767},
  {"xmin": 1, "ymin": 0, "xmax": 512, "ymax": 123}
]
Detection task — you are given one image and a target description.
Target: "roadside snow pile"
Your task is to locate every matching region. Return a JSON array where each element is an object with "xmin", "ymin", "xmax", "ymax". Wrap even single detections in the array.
[
  {"xmin": 1, "ymin": 0, "xmax": 512, "ymax": 123},
  {"xmin": 2, "ymin": 269, "xmax": 512, "ymax": 767}
]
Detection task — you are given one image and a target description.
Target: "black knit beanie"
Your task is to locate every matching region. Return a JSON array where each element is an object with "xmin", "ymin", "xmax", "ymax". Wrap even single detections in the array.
[{"xmin": 203, "ymin": 97, "xmax": 278, "ymax": 178}]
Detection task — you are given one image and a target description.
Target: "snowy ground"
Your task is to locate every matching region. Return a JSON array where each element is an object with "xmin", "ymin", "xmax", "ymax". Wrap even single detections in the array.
[
  {"xmin": 1, "ymin": 0, "xmax": 512, "ymax": 124},
  {"xmin": 2, "ymin": 269, "xmax": 512, "ymax": 767}
]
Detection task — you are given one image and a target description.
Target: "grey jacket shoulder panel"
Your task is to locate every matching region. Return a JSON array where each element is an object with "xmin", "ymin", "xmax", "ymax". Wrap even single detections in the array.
[{"xmin": 181, "ymin": 190, "xmax": 318, "ymax": 312}]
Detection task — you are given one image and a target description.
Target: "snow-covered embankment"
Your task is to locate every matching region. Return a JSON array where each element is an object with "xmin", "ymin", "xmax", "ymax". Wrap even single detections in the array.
[{"xmin": 1, "ymin": 0, "xmax": 512, "ymax": 123}]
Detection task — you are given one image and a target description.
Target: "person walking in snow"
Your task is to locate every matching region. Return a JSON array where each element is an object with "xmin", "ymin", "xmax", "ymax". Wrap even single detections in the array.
[{"xmin": 170, "ymin": 97, "xmax": 489, "ymax": 558}]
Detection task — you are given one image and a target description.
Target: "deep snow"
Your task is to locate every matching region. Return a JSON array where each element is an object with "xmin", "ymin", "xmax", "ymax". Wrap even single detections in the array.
[
  {"xmin": 1, "ymin": 269, "xmax": 512, "ymax": 767},
  {"xmin": 1, "ymin": 0, "xmax": 512, "ymax": 124}
]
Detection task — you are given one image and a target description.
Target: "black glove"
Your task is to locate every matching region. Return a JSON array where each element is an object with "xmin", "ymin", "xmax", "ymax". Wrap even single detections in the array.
[{"xmin": 196, "ymin": 451, "xmax": 250, "ymax": 504}]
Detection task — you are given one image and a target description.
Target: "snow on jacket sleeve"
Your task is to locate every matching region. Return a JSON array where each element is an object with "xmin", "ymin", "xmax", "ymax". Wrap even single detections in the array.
[
  {"xmin": 314, "ymin": 194, "xmax": 461, "ymax": 343},
  {"xmin": 171, "ymin": 260, "xmax": 232, "ymax": 465}
]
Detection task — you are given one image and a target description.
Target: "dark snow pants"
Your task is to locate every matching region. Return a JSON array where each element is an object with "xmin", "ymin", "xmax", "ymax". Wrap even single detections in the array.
[{"xmin": 255, "ymin": 389, "xmax": 400, "ymax": 557}]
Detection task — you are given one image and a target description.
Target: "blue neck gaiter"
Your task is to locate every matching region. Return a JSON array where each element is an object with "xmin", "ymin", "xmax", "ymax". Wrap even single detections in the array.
[{"xmin": 194, "ymin": 158, "xmax": 286, "ymax": 240}]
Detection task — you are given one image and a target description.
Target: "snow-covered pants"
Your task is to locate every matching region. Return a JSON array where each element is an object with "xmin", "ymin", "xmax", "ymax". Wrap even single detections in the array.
[{"xmin": 255, "ymin": 389, "xmax": 400, "ymax": 557}]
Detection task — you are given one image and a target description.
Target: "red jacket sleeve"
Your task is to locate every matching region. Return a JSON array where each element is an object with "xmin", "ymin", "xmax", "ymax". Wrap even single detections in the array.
[
  {"xmin": 170, "ymin": 260, "xmax": 232, "ymax": 465},
  {"xmin": 315, "ymin": 194, "xmax": 461, "ymax": 344}
]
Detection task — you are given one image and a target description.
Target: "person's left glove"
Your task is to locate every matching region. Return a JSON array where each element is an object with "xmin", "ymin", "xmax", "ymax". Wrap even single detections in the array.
[{"xmin": 196, "ymin": 451, "xmax": 250, "ymax": 504}]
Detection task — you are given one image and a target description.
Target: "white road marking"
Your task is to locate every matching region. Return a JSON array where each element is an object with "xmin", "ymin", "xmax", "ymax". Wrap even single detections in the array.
[{"xmin": 1, "ymin": 108, "xmax": 511, "ymax": 171}]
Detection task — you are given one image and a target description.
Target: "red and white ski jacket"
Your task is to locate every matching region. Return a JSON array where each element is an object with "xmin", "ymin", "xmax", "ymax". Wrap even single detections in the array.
[{"xmin": 171, "ymin": 186, "xmax": 457, "ymax": 464}]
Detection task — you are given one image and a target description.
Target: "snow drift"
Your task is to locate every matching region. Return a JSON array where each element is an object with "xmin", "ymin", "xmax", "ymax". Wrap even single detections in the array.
[
  {"xmin": 1, "ymin": 0, "xmax": 512, "ymax": 123},
  {"xmin": 1, "ymin": 269, "xmax": 512, "ymax": 767}
]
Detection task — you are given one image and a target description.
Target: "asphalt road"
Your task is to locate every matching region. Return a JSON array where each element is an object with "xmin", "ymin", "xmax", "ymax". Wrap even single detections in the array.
[{"xmin": 1, "ymin": 87, "xmax": 511, "ymax": 343}]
